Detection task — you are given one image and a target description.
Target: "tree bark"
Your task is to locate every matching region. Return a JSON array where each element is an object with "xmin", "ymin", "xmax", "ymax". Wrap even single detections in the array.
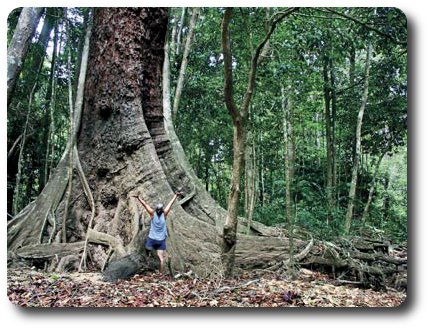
[
  {"xmin": 12, "ymin": 87, "xmax": 35, "ymax": 215},
  {"xmin": 176, "ymin": 8, "xmax": 187, "ymax": 55},
  {"xmin": 381, "ymin": 173, "xmax": 390, "ymax": 227},
  {"xmin": 172, "ymin": 7, "xmax": 199, "ymax": 121},
  {"xmin": 7, "ymin": 7, "xmax": 43, "ymax": 107},
  {"xmin": 323, "ymin": 55, "xmax": 335, "ymax": 223},
  {"xmin": 222, "ymin": 123, "xmax": 246, "ymax": 277},
  {"xmin": 345, "ymin": 42, "xmax": 372, "ymax": 233},
  {"xmin": 282, "ymin": 85, "xmax": 296, "ymax": 277},
  {"xmin": 329, "ymin": 58, "xmax": 337, "ymax": 206},
  {"xmin": 42, "ymin": 18, "xmax": 59, "ymax": 189},
  {"xmin": 244, "ymin": 126, "xmax": 256, "ymax": 235},
  {"xmin": 26, "ymin": 8, "xmax": 56, "ymax": 96},
  {"xmin": 362, "ymin": 152, "xmax": 385, "ymax": 223}
]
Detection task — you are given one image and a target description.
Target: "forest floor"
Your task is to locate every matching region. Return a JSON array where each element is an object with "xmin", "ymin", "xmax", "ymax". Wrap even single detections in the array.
[{"xmin": 7, "ymin": 267, "xmax": 406, "ymax": 308}]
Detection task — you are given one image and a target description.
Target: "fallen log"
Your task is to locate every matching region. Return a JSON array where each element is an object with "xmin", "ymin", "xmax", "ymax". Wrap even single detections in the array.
[
  {"xmin": 15, "ymin": 242, "xmax": 85, "ymax": 259},
  {"xmin": 236, "ymin": 234, "xmax": 406, "ymax": 291}
]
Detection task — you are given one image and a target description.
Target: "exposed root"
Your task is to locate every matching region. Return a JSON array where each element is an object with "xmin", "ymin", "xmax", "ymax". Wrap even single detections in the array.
[
  {"xmin": 76, "ymin": 146, "xmax": 96, "ymax": 272},
  {"xmin": 178, "ymin": 183, "xmax": 196, "ymax": 206},
  {"xmin": 86, "ymin": 229, "xmax": 127, "ymax": 258},
  {"xmin": 16, "ymin": 242, "xmax": 85, "ymax": 259}
]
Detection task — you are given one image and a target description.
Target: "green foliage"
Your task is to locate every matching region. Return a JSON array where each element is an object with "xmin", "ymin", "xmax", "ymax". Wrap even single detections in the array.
[
  {"xmin": 7, "ymin": 7, "xmax": 21, "ymax": 45},
  {"xmin": 8, "ymin": 7, "xmax": 407, "ymax": 244},
  {"xmin": 7, "ymin": 8, "xmax": 87, "ymax": 214},
  {"xmin": 173, "ymin": 7, "xmax": 407, "ymax": 242},
  {"xmin": 368, "ymin": 146, "xmax": 407, "ymax": 242}
]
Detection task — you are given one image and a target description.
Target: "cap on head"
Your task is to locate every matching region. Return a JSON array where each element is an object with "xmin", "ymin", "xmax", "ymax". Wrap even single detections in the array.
[{"xmin": 155, "ymin": 203, "xmax": 164, "ymax": 215}]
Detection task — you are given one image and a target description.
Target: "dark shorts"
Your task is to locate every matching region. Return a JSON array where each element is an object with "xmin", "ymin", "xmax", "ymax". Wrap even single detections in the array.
[{"xmin": 145, "ymin": 237, "xmax": 166, "ymax": 251}]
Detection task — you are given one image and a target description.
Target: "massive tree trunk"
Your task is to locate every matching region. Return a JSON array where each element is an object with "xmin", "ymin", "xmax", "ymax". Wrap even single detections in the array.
[
  {"xmin": 8, "ymin": 7, "xmax": 281, "ymax": 272},
  {"xmin": 8, "ymin": 8, "xmax": 219, "ymax": 277},
  {"xmin": 71, "ymin": 8, "xmax": 222, "ymax": 274},
  {"xmin": 7, "ymin": 9, "xmax": 405, "ymax": 289}
]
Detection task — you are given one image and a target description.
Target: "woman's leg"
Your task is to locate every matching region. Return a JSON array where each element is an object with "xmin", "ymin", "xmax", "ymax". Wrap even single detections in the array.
[{"xmin": 156, "ymin": 249, "xmax": 166, "ymax": 273}]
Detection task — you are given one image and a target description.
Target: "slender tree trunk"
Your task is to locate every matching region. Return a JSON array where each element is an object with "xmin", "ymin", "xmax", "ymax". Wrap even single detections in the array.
[
  {"xmin": 345, "ymin": 42, "xmax": 372, "ymax": 234},
  {"xmin": 381, "ymin": 173, "xmax": 390, "ymax": 228},
  {"xmin": 323, "ymin": 56, "xmax": 335, "ymax": 223},
  {"xmin": 315, "ymin": 112, "xmax": 322, "ymax": 165},
  {"xmin": 362, "ymin": 152, "xmax": 385, "ymax": 223},
  {"xmin": 8, "ymin": 8, "xmax": 92, "ymax": 252},
  {"xmin": 12, "ymin": 89, "xmax": 34, "ymax": 215},
  {"xmin": 8, "ymin": 134, "xmax": 25, "ymax": 160},
  {"xmin": 42, "ymin": 21, "xmax": 59, "ymax": 189},
  {"xmin": 7, "ymin": 9, "xmax": 48, "ymax": 209},
  {"xmin": 172, "ymin": 7, "xmax": 199, "ymax": 121},
  {"xmin": 19, "ymin": 13, "xmax": 55, "ymax": 204},
  {"xmin": 329, "ymin": 58, "xmax": 337, "ymax": 204},
  {"xmin": 221, "ymin": 7, "xmax": 298, "ymax": 276},
  {"xmin": 170, "ymin": 15, "xmax": 178, "ymax": 59},
  {"xmin": 257, "ymin": 7, "xmax": 272, "ymax": 66},
  {"xmin": 282, "ymin": 85, "xmax": 296, "ymax": 277},
  {"xmin": 11, "ymin": 23, "xmax": 52, "ymax": 214},
  {"xmin": 220, "ymin": 8, "xmax": 247, "ymax": 276},
  {"xmin": 259, "ymin": 137, "xmax": 266, "ymax": 209},
  {"xmin": 176, "ymin": 8, "xmax": 187, "ymax": 55},
  {"xmin": 73, "ymin": 10, "xmax": 90, "ymax": 97},
  {"xmin": 222, "ymin": 123, "xmax": 245, "ymax": 276},
  {"xmin": 245, "ymin": 126, "xmax": 256, "ymax": 234},
  {"xmin": 7, "ymin": 7, "xmax": 43, "ymax": 106},
  {"xmin": 205, "ymin": 152, "xmax": 210, "ymax": 191},
  {"xmin": 22, "ymin": 8, "xmax": 56, "ymax": 98},
  {"xmin": 349, "ymin": 45, "xmax": 356, "ymax": 85},
  {"xmin": 63, "ymin": 13, "xmax": 77, "ymax": 243}
]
